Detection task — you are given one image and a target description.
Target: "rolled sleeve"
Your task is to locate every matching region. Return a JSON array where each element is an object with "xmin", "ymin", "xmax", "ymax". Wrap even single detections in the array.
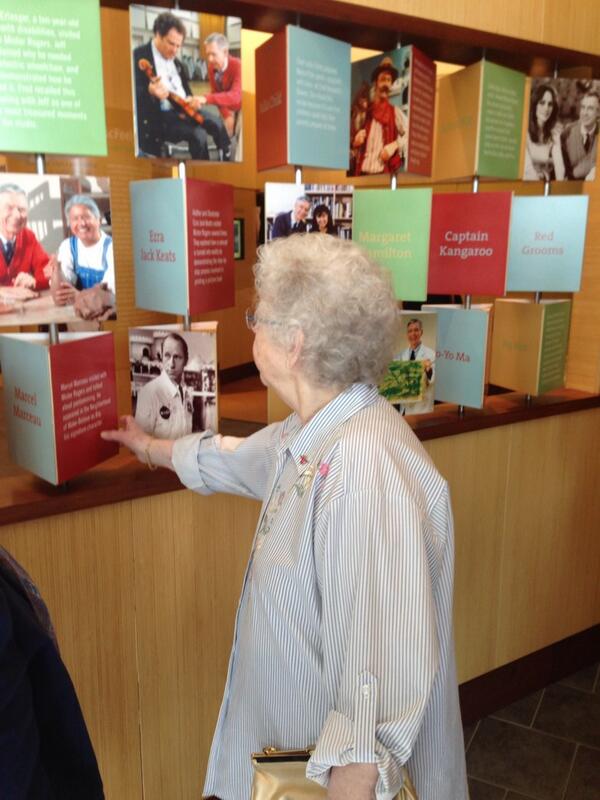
[
  {"xmin": 307, "ymin": 489, "xmax": 440, "ymax": 797},
  {"xmin": 172, "ymin": 422, "xmax": 284, "ymax": 501}
]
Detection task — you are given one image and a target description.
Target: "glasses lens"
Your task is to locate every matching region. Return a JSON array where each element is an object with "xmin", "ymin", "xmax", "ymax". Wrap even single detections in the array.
[{"xmin": 245, "ymin": 308, "xmax": 256, "ymax": 330}]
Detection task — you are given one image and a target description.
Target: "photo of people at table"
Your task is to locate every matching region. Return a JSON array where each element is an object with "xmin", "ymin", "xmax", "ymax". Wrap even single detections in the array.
[
  {"xmin": 130, "ymin": 4, "xmax": 242, "ymax": 162},
  {"xmin": 265, "ymin": 183, "xmax": 354, "ymax": 242},
  {"xmin": 524, "ymin": 78, "xmax": 599, "ymax": 182},
  {"xmin": 0, "ymin": 174, "xmax": 114, "ymax": 326}
]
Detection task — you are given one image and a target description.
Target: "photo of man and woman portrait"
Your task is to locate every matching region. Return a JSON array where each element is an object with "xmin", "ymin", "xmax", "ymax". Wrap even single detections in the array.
[
  {"xmin": 130, "ymin": 4, "xmax": 242, "ymax": 162},
  {"xmin": 0, "ymin": 174, "xmax": 114, "ymax": 326},
  {"xmin": 348, "ymin": 48, "xmax": 411, "ymax": 177},
  {"xmin": 129, "ymin": 324, "xmax": 218, "ymax": 440},
  {"xmin": 524, "ymin": 78, "xmax": 599, "ymax": 182},
  {"xmin": 265, "ymin": 183, "xmax": 354, "ymax": 242},
  {"xmin": 380, "ymin": 311, "xmax": 438, "ymax": 416}
]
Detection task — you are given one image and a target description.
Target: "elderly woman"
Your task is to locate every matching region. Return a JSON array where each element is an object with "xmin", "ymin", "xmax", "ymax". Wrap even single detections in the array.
[
  {"xmin": 52, "ymin": 194, "xmax": 116, "ymax": 319},
  {"xmin": 103, "ymin": 234, "xmax": 467, "ymax": 800}
]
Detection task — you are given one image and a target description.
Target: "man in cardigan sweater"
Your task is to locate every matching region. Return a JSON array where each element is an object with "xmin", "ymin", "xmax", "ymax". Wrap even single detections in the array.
[
  {"xmin": 0, "ymin": 183, "xmax": 51, "ymax": 290},
  {"xmin": 194, "ymin": 33, "xmax": 241, "ymax": 138},
  {"xmin": 561, "ymin": 90, "xmax": 599, "ymax": 180}
]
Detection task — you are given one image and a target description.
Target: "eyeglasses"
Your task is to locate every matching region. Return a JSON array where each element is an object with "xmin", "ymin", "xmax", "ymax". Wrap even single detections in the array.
[{"xmin": 245, "ymin": 308, "xmax": 279, "ymax": 332}]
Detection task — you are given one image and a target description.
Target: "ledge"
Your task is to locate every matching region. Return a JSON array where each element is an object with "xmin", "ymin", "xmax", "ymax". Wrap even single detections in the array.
[{"xmin": 0, "ymin": 387, "xmax": 598, "ymax": 529}]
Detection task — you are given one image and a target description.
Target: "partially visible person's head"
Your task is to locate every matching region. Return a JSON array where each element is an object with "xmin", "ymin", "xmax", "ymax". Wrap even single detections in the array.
[
  {"xmin": 0, "ymin": 183, "xmax": 28, "ymax": 239},
  {"xmin": 312, "ymin": 204, "xmax": 334, "ymax": 233},
  {"xmin": 152, "ymin": 12, "xmax": 186, "ymax": 60},
  {"xmin": 64, "ymin": 195, "xmax": 102, "ymax": 247},
  {"xmin": 406, "ymin": 318, "xmax": 423, "ymax": 349},
  {"xmin": 293, "ymin": 196, "xmax": 311, "ymax": 223},
  {"xmin": 204, "ymin": 32, "xmax": 229, "ymax": 71},
  {"xmin": 529, "ymin": 83, "xmax": 559, "ymax": 142},
  {"xmin": 161, "ymin": 333, "xmax": 188, "ymax": 385},
  {"xmin": 579, "ymin": 91, "xmax": 600, "ymax": 131},
  {"xmin": 252, "ymin": 234, "xmax": 399, "ymax": 390}
]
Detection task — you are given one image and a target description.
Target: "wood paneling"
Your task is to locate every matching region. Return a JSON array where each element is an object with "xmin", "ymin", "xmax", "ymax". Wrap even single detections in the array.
[
  {"xmin": 424, "ymin": 427, "xmax": 510, "ymax": 682},
  {"xmin": 497, "ymin": 410, "xmax": 600, "ymax": 664},
  {"xmin": 132, "ymin": 490, "xmax": 259, "ymax": 800}
]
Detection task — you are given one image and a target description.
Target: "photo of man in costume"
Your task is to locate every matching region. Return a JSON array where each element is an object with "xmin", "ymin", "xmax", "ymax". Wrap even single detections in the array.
[
  {"xmin": 350, "ymin": 56, "xmax": 408, "ymax": 176},
  {"xmin": 0, "ymin": 183, "xmax": 51, "ymax": 294},
  {"xmin": 132, "ymin": 11, "xmax": 231, "ymax": 161},
  {"xmin": 561, "ymin": 90, "xmax": 599, "ymax": 181},
  {"xmin": 193, "ymin": 33, "xmax": 241, "ymax": 143},
  {"xmin": 134, "ymin": 332, "xmax": 194, "ymax": 440}
]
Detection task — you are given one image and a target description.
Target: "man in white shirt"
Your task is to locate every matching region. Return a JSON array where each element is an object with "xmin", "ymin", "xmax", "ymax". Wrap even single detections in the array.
[
  {"xmin": 134, "ymin": 333, "xmax": 194, "ymax": 440},
  {"xmin": 133, "ymin": 12, "xmax": 231, "ymax": 160},
  {"xmin": 397, "ymin": 318, "xmax": 436, "ymax": 415}
]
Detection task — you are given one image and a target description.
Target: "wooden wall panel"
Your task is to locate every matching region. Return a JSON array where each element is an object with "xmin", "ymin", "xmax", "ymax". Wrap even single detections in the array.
[
  {"xmin": 542, "ymin": 0, "xmax": 600, "ymax": 56},
  {"xmin": 0, "ymin": 503, "xmax": 142, "ymax": 800},
  {"xmin": 424, "ymin": 428, "xmax": 510, "ymax": 682},
  {"xmin": 497, "ymin": 410, "xmax": 600, "ymax": 665},
  {"xmin": 131, "ymin": 490, "xmax": 259, "ymax": 800}
]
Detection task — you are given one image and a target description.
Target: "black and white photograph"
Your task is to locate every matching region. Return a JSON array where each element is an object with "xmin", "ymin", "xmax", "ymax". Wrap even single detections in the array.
[
  {"xmin": 129, "ymin": 323, "xmax": 218, "ymax": 439},
  {"xmin": 265, "ymin": 183, "xmax": 354, "ymax": 242},
  {"xmin": 130, "ymin": 4, "xmax": 242, "ymax": 162},
  {"xmin": 524, "ymin": 78, "xmax": 599, "ymax": 182}
]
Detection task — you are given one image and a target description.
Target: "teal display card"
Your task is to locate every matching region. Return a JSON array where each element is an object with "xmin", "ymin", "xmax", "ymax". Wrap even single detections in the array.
[
  {"xmin": 506, "ymin": 196, "xmax": 589, "ymax": 292},
  {"xmin": 287, "ymin": 26, "xmax": 350, "ymax": 169},
  {"xmin": 131, "ymin": 179, "xmax": 187, "ymax": 315}
]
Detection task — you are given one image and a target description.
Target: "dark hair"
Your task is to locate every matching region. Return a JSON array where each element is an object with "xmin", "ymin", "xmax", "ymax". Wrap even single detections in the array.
[
  {"xmin": 161, "ymin": 332, "xmax": 188, "ymax": 364},
  {"xmin": 310, "ymin": 204, "xmax": 336, "ymax": 234},
  {"xmin": 153, "ymin": 12, "xmax": 186, "ymax": 39},
  {"xmin": 529, "ymin": 83, "xmax": 559, "ymax": 143}
]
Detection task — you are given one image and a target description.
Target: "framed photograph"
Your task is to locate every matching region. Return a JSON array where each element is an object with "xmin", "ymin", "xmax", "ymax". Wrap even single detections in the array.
[
  {"xmin": 130, "ymin": 4, "xmax": 242, "ymax": 162},
  {"xmin": 233, "ymin": 217, "xmax": 245, "ymax": 260},
  {"xmin": 265, "ymin": 182, "xmax": 354, "ymax": 242}
]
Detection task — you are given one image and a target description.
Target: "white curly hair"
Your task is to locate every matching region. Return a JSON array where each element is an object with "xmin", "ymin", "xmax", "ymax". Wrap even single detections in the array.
[{"xmin": 253, "ymin": 233, "xmax": 399, "ymax": 389}]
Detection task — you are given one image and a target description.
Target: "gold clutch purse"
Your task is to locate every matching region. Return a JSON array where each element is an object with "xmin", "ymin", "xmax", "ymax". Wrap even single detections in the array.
[{"xmin": 251, "ymin": 747, "xmax": 418, "ymax": 800}]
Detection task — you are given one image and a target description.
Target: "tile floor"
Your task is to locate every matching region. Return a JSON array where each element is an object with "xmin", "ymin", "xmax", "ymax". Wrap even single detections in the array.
[{"xmin": 465, "ymin": 662, "xmax": 600, "ymax": 800}]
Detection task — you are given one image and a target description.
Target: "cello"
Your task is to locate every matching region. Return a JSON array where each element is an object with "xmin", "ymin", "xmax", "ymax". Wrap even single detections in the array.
[{"xmin": 138, "ymin": 58, "xmax": 205, "ymax": 125}]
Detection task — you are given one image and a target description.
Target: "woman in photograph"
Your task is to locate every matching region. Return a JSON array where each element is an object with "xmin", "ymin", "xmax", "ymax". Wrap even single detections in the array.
[
  {"xmin": 102, "ymin": 233, "xmax": 467, "ymax": 800},
  {"xmin": 524, "ymin": 83, "xmax": 566, "ymax": 180},
  {"xmin": 309, "ymin": 203, "xmax": 337, "ymax": 235}
]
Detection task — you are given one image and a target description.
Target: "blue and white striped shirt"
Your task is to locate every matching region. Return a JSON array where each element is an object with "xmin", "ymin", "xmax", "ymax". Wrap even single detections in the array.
[{"xmin": 172, "ymin": 383, "xmax": 467, "ymax": 800}]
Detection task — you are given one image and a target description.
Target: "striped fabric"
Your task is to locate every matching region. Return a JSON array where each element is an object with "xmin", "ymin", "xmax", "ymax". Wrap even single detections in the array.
[{"xmin": 172, "ymin": 383, "xmax": 468, "ymax": 800}]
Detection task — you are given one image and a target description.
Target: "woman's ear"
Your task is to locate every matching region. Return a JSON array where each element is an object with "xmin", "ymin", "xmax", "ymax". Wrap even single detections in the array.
[{"xmin": 286, "ymin": 326, "xmax": 304, "ymax": 370}]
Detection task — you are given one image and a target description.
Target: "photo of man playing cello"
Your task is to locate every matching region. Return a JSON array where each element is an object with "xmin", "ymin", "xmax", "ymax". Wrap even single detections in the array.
[{"xmin": 130, "ymin": 5, "xmax": 242, "ymax": 162}]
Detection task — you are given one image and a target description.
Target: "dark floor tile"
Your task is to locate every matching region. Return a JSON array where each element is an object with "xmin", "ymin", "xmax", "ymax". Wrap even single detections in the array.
[
  {"xmin": 467, "ymin": 718, "xmax": 575, "ymax": 799},
  {"xmin": 558, "ymin": 663, "xmax": 600, "ymax": 694},
  {"xmin": 506, "ymin": 794, "xmax": 539, "ymax": 799},
  {"xmin": 492, "ymin": 690, "xmax": 543, "ymax": 727},
  {"xmin": 468, "ymin": 777, "xmax": 506, "ymax": 799},
  {"xmin": 534, "ymin": 683, "xmax": 600, "ymax": 748},
  {"xmin": 464, "ymin": 720, "xmax": 479, "ymax": 752},
  {"xmin": 565, "ymin": 746, "xmax": 600, "ymax": 800}
]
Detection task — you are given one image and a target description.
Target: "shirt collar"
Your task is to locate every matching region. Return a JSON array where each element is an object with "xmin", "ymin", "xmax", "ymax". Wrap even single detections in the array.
[
  {"xmin": 282, "ymin": 383, "xmax": 379, "ymax": 471},
  {"xmin": 158, "ymin": 368, "xmax": 182, "ymax": 398}
]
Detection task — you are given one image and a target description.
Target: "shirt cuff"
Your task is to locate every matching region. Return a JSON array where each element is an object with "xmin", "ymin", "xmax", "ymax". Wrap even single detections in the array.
[
  {"xmin": 306, "ymin": 672, "xmax": 405, "ymax": 799},
  {"xmin": 171, "ymin": 430, "xmax": 215, "ymax": 493}
]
